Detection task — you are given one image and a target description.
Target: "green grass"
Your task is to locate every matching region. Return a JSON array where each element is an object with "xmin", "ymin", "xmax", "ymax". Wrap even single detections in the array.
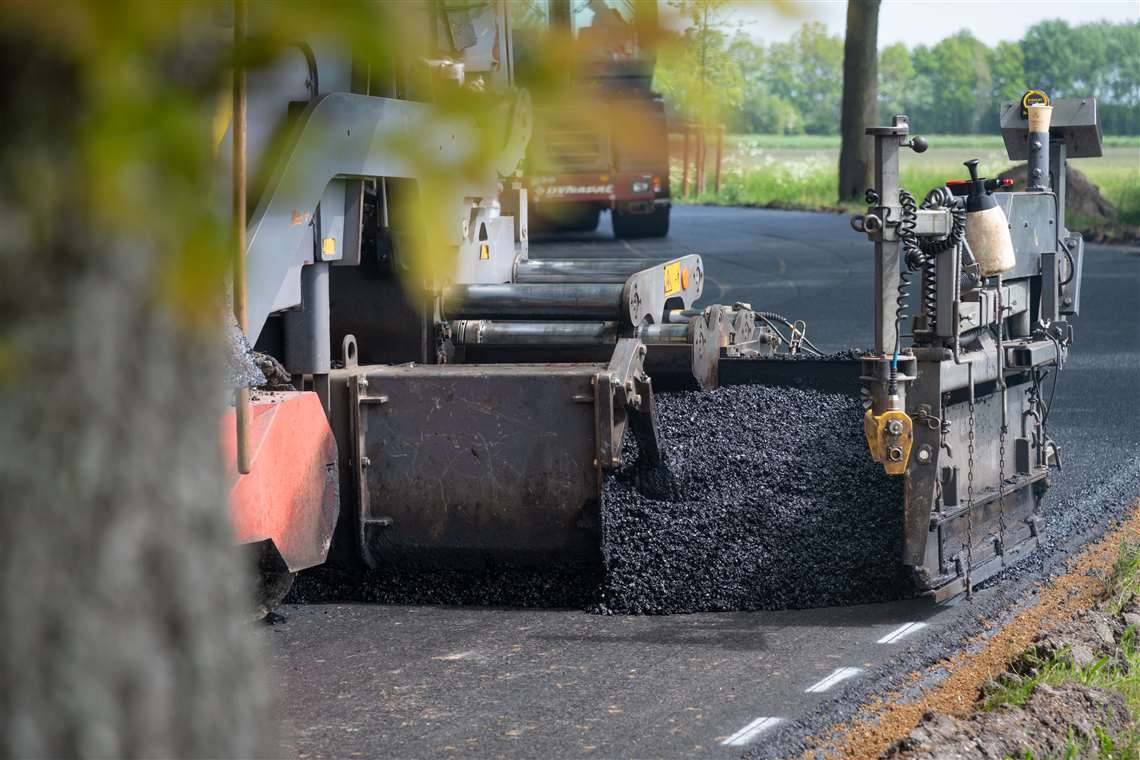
[
  {"xmin": 673, "ymin": 133, "xmax": 1140, "ymax": 234},
  {"xmin": 983, "ymin": 540, "xmax": 1140, "ymax": 758},
  {"xmin": 1107, "ymin": 540, "xmax": 1140, "ymax": 616},
  {"xmin": 715, "ymin": 133, "xmax": 1140, "ymax": 150}
]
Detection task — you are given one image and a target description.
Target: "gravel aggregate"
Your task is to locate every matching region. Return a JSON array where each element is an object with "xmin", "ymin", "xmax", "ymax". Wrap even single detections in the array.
[
  {"xmin": 292, "ymin": 378, "xmax": 914, "ymax": 614},
  {"xmin": 597, "ymin": 383, "xmax": 910, "ymax": 614}
]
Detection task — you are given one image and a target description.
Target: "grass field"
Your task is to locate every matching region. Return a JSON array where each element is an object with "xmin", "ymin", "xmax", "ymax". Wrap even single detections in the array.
[{"xmin": 671, "ymin": 134, "xmax": 1140, "ymax": 234}]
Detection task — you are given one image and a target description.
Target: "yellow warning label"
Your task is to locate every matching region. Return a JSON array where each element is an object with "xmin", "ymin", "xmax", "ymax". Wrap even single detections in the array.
[
  {"xmin": 663, "ymin": 261, "xmax": 681, "ymax": 296},
  {"xmin": 321, "ymin": 237, "xmax": 337, "ymax": 259},
  {"xmin": 1021, "ymin": 89, "xmax": 1049, "ymax": 117},
  {"xmin": 479, "ymin": 243, "xmax": 490, "ymax": 260}
]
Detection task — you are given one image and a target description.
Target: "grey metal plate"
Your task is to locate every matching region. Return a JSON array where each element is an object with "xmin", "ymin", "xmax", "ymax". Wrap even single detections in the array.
[
  {"xmin": 1000, "ymin": 97, "xmax": 1103, "ymax": 159},
  {"xmin": 354, "ymin": 363, "xmax": 604, "ymax": 568},
  {"xmin": 995, "ymin": 191, "xmax": 1056, "ymax": 279}
]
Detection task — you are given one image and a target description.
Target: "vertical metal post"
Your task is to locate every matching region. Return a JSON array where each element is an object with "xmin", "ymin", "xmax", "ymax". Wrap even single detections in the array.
[
  {"xmin": 232, "ymin": 0, "xmax": 251, "ymax": 475},
  {"xmin": 1026, "ymin": 104, "xmax": 1052, "ymax": 192},
  {"xmin": 1050, "ymin": 140, "xmax": 1067, "ymax": 231},
  {"xmin": 714, "ymin": 124, "xmax": 724, "ymax": 196},
  {"xmin": 869, "ymin": 118, "xmax": 904, "ymax": 354},
  {"xmin": 1041, "ymin": 140, "xmax": 1067, "ymax": 322},
  {"xmin": 284, "ymin": 258, "xmax": 332, "ymax": 414}
]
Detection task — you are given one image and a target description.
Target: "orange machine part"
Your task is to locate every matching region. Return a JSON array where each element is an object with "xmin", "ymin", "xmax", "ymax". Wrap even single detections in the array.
[{"xmin": 220, "ymin": 391, "xmax": 339, "ymax": 572}]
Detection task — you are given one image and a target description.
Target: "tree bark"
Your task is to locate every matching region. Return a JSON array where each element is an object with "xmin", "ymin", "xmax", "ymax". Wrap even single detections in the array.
[
  {"xmin": 838, "ymin": 0, "xmax": 882, "ymax": 201},
  {"xmin": 0, "ymin": 23, "xmax": 275, "ymax": 760}
]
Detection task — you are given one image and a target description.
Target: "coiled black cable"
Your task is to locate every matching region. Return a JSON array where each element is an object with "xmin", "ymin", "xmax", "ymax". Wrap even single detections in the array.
[
  {"xmin": 914, "ymin": 187, "xmax": 967, "ymax": 334},
  {"xmin": 896, "ymin": 189, "xmax": 921, "ymax": 355},
  {"xmin": 918, "ymin": 187, "xmax": 966, "ymax": 255}
]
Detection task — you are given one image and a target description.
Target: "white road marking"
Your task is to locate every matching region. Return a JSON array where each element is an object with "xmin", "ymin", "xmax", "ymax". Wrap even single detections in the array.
[
  {"xmin": 877, "ymin": 621, "xmax": 928, "ymax": 644},
  {"xmin": 720, "ymin": 716, "xmax": 783, "ymax": 747},
  {"xmin": 805, "ymin": 667, "xmax": 862, "ymax": 693}
]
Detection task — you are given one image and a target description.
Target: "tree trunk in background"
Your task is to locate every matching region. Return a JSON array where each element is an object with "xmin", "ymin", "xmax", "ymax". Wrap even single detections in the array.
[
  {"xmin": 0, "ymin": 29, "xmax": 275, "ymax": 760},
  {"xmin": 838, "ymin": 0, "xmax": 881, "ymax": 201}
]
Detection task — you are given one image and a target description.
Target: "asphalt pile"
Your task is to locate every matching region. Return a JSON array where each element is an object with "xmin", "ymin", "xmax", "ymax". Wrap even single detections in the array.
[
  {"xmin": 291, "ymin": 372, "xmax": 914, "ymax": 614},
  {"xmin": 596, "ymin": 383, "xmax": 911, "ymax": 614},
  {"xmin": 290, "ymin": 562, "xmax": 599, "ymax": 609}
]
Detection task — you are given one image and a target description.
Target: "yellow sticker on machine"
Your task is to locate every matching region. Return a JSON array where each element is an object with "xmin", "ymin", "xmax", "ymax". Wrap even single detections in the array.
[{"xmin": 663, "ymin": 261, "xmax": 682, "ymax": 295}]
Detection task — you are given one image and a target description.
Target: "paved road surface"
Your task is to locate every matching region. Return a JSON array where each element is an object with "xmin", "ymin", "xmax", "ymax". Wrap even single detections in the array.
[{"xmin": 264, "ymin": 206, "xmax": 1140, "ymax": 759}]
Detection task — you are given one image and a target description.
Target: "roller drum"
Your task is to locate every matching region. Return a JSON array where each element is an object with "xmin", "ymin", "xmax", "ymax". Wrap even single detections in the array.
[
  {"xmin": 514, "ymin": 258, "xmax": 669, "ymax": 284},
  {"xmin": 452, "ymin": 320, "xmax": 619, "ymax": 346},
  {"xmin": 441, "ymin": 283, "xmax": 625, "ymax": 320},
  {"xmin": 639, "ymin": 323, "xmax": 692, "ymax": 344}
]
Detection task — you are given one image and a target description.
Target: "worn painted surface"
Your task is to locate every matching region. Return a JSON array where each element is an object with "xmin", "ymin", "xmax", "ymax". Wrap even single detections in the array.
[{"xmin": 222, "ymin": 391, "xmax": 339, "ymax": 571}]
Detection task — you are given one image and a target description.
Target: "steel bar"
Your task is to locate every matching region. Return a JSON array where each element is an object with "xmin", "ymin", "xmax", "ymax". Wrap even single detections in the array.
[
  {"xmin": 869, "ymin": 119, "xmax": 904, "ymax": 354},
  {"xmin": 451, "ymin": 320, "xmax": 618, "ymax": 346},
  {"xmin": 451, "ymin": 320, "xmax": 698, "ymax": 348},
  {"xmin": 441, "ymin": 283, "xmax": 624, "ymax": 320},
  {"xmin": 233, "ymin": 0, "xmax": 250, "ymax": 475},
  {"xmin": 514, "ymin": 258, "xmax": 667, "ymax": 283},
  {"xmin": 285, "ymin": 261, "xmax": 332, "ymax": 412},
  {"xmin": 639, "ymin": 323, "xmax": 691, "ymax": 344}
]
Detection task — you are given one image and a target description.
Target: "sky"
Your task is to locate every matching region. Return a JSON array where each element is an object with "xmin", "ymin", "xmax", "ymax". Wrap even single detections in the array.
[{"xmin": 679, "ymin": 1, "xmax": 1139, "ymax": 47}]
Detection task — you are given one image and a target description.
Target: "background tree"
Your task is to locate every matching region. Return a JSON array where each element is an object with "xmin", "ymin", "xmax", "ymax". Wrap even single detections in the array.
[
  {"xmin": 715, "ymin": 18, "xmax": 1138, "ymax": 138},
  {"xmin": 1022, "ymin": 19, "xmax": 1077, "ymax": 97},
  {"xmin": 654, "ymin": 1, "xmax": 745, "ymax": 127},
  {"xmin": 984, "ymin": 40, "xmax": 1026, "ymax": 131},
  {"xmin": 877, "ymin": 42, "xmax": 916, "ymax": 121},
  {"xmin": 0, "ymin": 4, "xmax": 275, "ymax": 755},
  {"xmin": 654, "ymin": 0, "xmax": 744, "ymax": 191},
  {"xmin": 0, "ymin": 1, "xmax": 526, "ymax": 755},
  {"xmin": 767, "ymin": 22, "xmax": 844, "ymax": 134},
  {"xmin": 838, "ymin": 0, "xmax": 880, "ymax": 201}
]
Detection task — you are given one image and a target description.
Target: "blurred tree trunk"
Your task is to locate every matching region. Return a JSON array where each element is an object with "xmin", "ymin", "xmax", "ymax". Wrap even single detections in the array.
[
  {"xmin": 838, "ymin": 0, "xmax": 881, "ymax": 201},
  {"xmin": 0, "ymin": 20, "xmax": 275, "ymax": 760}
]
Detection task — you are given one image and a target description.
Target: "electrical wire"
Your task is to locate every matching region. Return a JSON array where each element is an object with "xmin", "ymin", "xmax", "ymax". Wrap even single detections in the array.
[
  {"xmin": 755, "ymin": 311, "xmax": 827, "ymax": 355},
  {"xmin": 1060, "ymin": 239, "xmax": 1076, "ymax": 287},
  {"xmin": 895, "ymin": 190, "xmax": 921, "ymax": 362},
  {"xmin": 755, "ymin": 315, "xmax": 826, "ymax": 357}
]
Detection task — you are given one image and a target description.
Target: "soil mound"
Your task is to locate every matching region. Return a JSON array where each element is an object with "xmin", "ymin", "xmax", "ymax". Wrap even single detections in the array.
[{"xmin": 996, "ymin": 163, "xmax": 1116, "ymax": 226}]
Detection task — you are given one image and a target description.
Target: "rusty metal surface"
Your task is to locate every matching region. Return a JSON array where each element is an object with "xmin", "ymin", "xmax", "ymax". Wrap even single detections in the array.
[
  {"xmin": 222, "ymin": 391, "xmax": 339, "ymax": 571},
  {"xmin": 352, "ymin": 363, "xmax": 606, "ymax": 568}
]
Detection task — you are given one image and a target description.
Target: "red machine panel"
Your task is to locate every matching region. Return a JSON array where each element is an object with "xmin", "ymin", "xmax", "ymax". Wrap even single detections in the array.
[{"xmin": 220, "ymin": 391, "xmax": 339, "ymax": 572}]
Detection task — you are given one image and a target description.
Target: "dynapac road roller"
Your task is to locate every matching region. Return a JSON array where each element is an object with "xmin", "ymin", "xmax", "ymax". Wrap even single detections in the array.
[{"xmin": 219, "ymin": 1, "xmax": 1095, "ymax": 610}]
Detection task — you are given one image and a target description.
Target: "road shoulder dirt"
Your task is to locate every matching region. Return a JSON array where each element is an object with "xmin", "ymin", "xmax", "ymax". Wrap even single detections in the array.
[{"xmin": 809, "ymin": 499, "xmax": 1140, "ymax": 759}]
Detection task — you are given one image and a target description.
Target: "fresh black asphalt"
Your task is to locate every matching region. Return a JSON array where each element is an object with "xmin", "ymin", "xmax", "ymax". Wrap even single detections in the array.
[{"xmin": 263, "ymin": 205, "xmax": 1140, "ymax": 759}]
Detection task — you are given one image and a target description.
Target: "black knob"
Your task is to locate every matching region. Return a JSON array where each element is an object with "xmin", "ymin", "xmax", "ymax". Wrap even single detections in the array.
[
  {"xmin": 964, "ymin": 158, "xmax": 981, "ymax": 181},
  {"xmin": 910, "ymin": 136, "xmax": 928, "ymax": 153}
]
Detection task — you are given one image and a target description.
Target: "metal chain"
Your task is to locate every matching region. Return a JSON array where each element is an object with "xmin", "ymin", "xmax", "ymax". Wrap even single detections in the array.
[
  {"xmin": 998, "ymin": 422, "xmax": 1008, "ymax": 560},
  {"xmin": 965, "ymin": 398, "xmax": 976, "ymax": 598},
  {"xmin": 995, "ymin": 282, "xmax": 1008, "ymax": 562}
]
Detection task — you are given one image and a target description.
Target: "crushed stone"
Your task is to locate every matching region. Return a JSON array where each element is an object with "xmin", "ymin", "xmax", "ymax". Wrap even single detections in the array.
[
  {"xmin": 293, "ymin": 381, "xmax": 914, "ymax": 613},
  {"xmin": 597, "ymin": 383, "xmax": 910, "ymax": 614},
  {"xmin": 883, "ymin": 682, "xmax": 1130, "ymax": 760}
]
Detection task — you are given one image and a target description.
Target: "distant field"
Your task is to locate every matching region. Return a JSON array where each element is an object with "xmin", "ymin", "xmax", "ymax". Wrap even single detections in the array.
[
  {"xmin": 711, "ymin": 133, "xmax": 1140, "ymax": 150},
  {"xmin": 670, "ymin": 133, "xmax": 1140, "ymax": 233}
]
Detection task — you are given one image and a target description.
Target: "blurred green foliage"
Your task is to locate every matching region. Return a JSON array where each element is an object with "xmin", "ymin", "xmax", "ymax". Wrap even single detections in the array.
[
  {"xmin": 653, "ymin": 0, "xmax": 745, "ymax": 131},
  {"xmin": 673, "ymin": 135, "xmax": 1140, "ymax": 233},
  {"xmin": 0, "ymin": 0, "xmax": 547, "ymax": 327},
  {"xmin": 658, "ymin": 14, "xmax": 1140, "ymax": 136}
]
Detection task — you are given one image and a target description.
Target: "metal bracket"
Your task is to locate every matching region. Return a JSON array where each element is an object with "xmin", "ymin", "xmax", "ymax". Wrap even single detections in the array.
[{"xmin": 593, "ymin": 338, "xmax": 657, "ymax": 469}]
